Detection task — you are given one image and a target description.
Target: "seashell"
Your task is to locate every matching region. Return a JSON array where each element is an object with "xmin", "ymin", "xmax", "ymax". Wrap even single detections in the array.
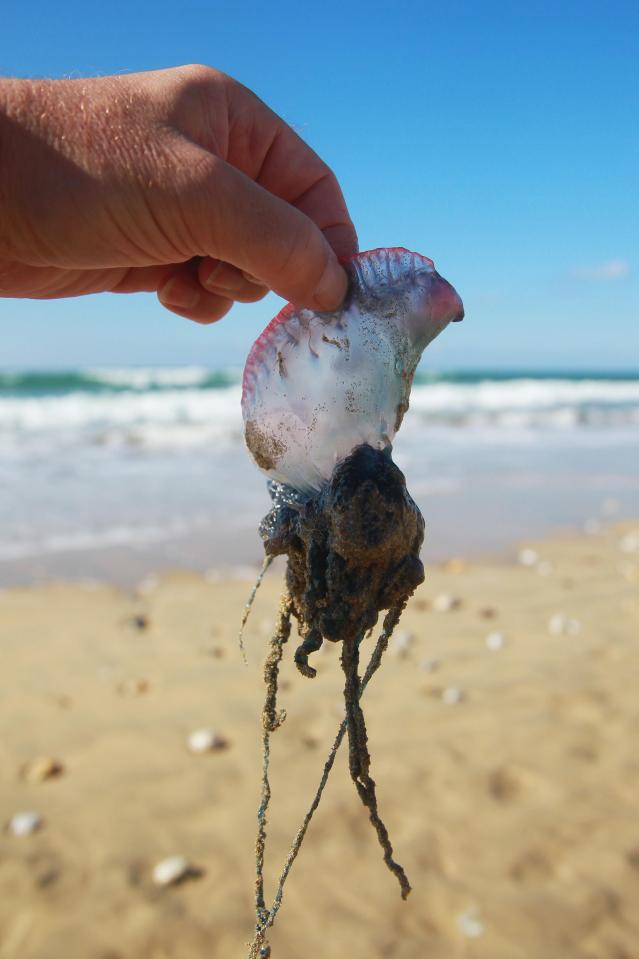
[
  {"xmin": 152, "ymin": 855, "xmax": 193, "ymax": 886},
  {"xmin": 419, "ymin": 657, "xmax": 440, "ymax": 673},
  {"xmin": 518, "ymin": 548, "xmax": 539, "ymax": 567},
  {"xmin": 432, "ymin": 593, "xmax": 461, "ymax": 613},
  {"xmin": 391, "ymin": 630, "xmax": 414, "ymax": 657},
  {"xmin": 457, "ymin": 905, "xmax": 484, "ymax": 938},
  {"xmin": 242, "ymin": 248, "xmax": 463, "ymax": 495},
  {"xmin": 6, "ymin": 811, "xmax": 43, "ymax": 836},
  {"xmin": 584, "ymin": 519, "xmax": 603, "ymax": 536},
  {"xmin": 22, "ymin": 756, "xmax": 64, "ymax": 783},
  {"xmin": 443, "ymin": 557, "xmax": 467, "ymax": 575},
  {"xmin": 620, "ymin": 531, "xmax": 639, "ymax": 554},
  {"xmin": 584, "ymin": 518, "xmax": 602, "ymax": 535},
  {"xmin": 442, "ymin": 686, "xmax": 465, "ymax": 705},
  {"xmin": 547, "ymin": 613, "xmax": 581, "ymax": 636},
  {"xmin": 186, "ymin": 728, "xmax": 228, "ymax": 754},
  {"xmin": 485, "ymin": 631, "xmax": 505, "ymax": 651}
]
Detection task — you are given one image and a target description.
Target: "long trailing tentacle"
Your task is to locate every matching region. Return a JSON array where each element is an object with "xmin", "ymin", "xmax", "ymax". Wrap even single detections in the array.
[
  {"xmin": 254, "ymin": 594, "xmax": 292, "ymax": 937},
  {"xmin": 238, "ymin": 555, "xmax": 273, "ymax": 664},
  {"xmin": 247, "ymin": 605, "xmax": 405, "ymax": 958},
  {"xmin": 341, "ymin": 629, "xmax": 411, "ymax": 899}
]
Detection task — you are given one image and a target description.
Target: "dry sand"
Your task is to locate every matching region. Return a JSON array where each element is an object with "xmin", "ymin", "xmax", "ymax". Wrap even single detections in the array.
[{"xmin": 1, "ymin": 523, "xmax": 639, "ymax": 959}]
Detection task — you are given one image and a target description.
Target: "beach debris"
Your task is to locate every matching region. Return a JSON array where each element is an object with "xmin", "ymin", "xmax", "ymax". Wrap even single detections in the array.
[
  {"xmin": 626, "ymin": 847, "xmax": 639, "ymax": 872},
  {"xmin": 413, "ymin": 598, "xmax": 430, "ymax": 612},
  {"xmin": 548, "ymin": 613, "xmax": 581, "ymax": 637},
  {"xmin": 241, "ymin": 247, "xmax": 463, "ymax": 957},
  {"xmin": 485, "ymin": 631, "xmax": 506, "ymax": 651},
  {"xmin": 392, "ymin": 630, "xmax": 414, "ymax": 657},
  {"xmin": 457, "ymin": 905, "xmax": 484, "ymax": 938},
  {"xmin": 442, "ymin": 686, "xmax": 465, "ymax": 705},
  {"xmin": 619, "ymin": 562, "xmax": 638, "ymax": 583},
  {"xmin": 137, "ymin": 574, "xmax": 160, "ymax": 595},
  {"xmin": 478, "ymin": 606, "xmax": 497, "ymax": 619},
  {"xmin": 200, "ymin": 643, "xmax": 226, "ymax": 658},
  {"xmin": 419, "ymin": 657, "xmax": 441, "ymax": 673},
  {"xmin": 584, "ymin": 518, "xmax": 603, "ymax": 535},
  {"xmin": 620, "ymin": 531, "xmax": 639, "ymax": 554},
  {"xmin": 116, "ymin": 678, "xmax": 150, "ymax": 696},
  {"xmin": 518, "ymin": 548, "xmax": 539, "ymax": 567},
  {"xmin": 151, "ymin": 855, "xmax": 199, "ymax": 887},
  {"xmin": 22, "ymin": 756, "xmax": 64, "ymax": 783},
  {"xmin": 6, "ymin": 811, "xmax": 43, "ymax": 836},
  {"xmin": 186, "ymin": 728, "xmax": 229, "ymax": 754},
  {"xmin": 432, "ymin": 593, "xmax": 462, "ymax": 613},
  {"xmin": 443, "ymin": 558, "xmax": 467, "ymax": 575},
  {"xmin": 125, "ymin": 613, "xmax": 149, "ymax": 631}
]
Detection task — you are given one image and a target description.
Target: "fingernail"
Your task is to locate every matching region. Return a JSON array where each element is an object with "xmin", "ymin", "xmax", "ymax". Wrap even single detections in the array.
[
  {"xmin": 160, "ymin": 277, "xmax": 199, "ymax": 310},
  {"xmin": 313, "ymin": 257, "xmax": 348, "ymax": 311},
  {"xmin": 241, "ymin": 270, "xmax": 263, "ymax": 285},
  {"xmin": 202, "ymin": 262, "xmax": 223, "ymax": 291}
]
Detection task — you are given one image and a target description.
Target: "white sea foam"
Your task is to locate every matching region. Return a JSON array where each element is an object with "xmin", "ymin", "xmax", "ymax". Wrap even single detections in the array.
[
  {"xmin": 2, "ymin": 369, "xmax": 638, "ymax": 581},
  {"xmin": 86, "ymin": 366, "xmax": 218, "ymax": 389},
  {"xmin": 1, "ymin": 377, "xmax": 638, "ymax": 457}
]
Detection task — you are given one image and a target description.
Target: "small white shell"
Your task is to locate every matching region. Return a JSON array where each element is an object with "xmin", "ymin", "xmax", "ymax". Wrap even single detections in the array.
[
  {"xmin": 485, "ymin": 631, "xmax": 506, "ymax": 651},
  {"xmin": 391, "ymin": 630, "xmax": 414, "ymax": 657},
  {"xmin": 620, "ymin": 531, "xmax": 639, "ymax": 554},
  {"xmin": 548, "ymin": 613, "xmax": 581, "ymax": 636},
  {"xmin": 442, "ymin": 686, "xmax": 465, "ymax": 705},
  {"xmin": 7, "ymin": 811, "xmax": 43, "ymax": 836},
  {"xmin": 457, "ymin": 905, "xmax": 484, "ymax": 938},
  {"xmin": 152, "ymin": 855, "xmax": 192, "ymax": 886},
  {"xmin": 432, "ymin": 593, "xmax": 461, "ymax": 613},
  {"xmin": 187, "ymin": 728, "xmax": 228, "ymax": 754},
  {"xmin": 518, "ymin": 548, "xmax": 539, "ymax": 567},
  {"xmin": 419, "ymin": 657, "xmax": 440, "ymax": 673}
]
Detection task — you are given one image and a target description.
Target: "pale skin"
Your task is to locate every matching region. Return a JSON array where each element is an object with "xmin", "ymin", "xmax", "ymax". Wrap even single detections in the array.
[{"xmin": 0, "ymin": 65, "xmax": 358, "ymax": 323}]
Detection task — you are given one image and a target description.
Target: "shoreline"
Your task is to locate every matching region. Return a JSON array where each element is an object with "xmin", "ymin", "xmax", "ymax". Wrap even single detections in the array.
[{"xmin": 2, "ymin": 507, "xmax": 638, "ymax": 590}]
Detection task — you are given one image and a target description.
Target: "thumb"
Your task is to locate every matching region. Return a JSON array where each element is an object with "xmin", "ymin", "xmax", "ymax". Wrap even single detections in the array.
[{"xmin": 194, "ymin": 158, "xmax": 350, "ymax": 311}]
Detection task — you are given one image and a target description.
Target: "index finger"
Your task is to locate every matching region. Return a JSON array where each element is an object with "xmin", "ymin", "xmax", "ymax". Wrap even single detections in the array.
[{"xmin": 224, "ymin": 80, "xmax": 359, "ymax": 259}]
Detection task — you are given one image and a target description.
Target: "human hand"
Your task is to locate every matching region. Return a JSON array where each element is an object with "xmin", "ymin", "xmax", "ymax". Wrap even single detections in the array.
[{"xmin": 0, "ymin": 65, "xmax": 357, "ymax": 323}]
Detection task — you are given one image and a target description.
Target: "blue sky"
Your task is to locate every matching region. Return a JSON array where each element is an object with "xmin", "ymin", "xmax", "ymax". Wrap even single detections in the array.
[{"xmin": 1, "ymin": 0, "xmax": 638, "ymax": 370}]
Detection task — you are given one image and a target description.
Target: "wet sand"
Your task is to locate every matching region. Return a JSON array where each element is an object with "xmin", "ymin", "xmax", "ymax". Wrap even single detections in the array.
[{"xmin": 1, "ymin": 523, "xmax": 638, "ymax": 958}]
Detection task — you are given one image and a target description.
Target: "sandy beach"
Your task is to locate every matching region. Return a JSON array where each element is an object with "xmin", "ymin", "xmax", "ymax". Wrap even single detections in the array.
[{"xmin": 1, "ymin": 521, "xmax": 638, "ymax": 959}]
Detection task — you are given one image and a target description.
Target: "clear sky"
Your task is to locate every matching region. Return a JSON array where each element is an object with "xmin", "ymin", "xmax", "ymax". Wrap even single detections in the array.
[{"xmin": 1, "ymin": 0, "xmax": 638, "ymax": 370}]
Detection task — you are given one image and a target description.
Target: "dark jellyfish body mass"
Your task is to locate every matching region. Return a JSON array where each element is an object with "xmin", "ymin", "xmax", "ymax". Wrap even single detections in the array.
[{"xmin": 261, "ymin": 444, "xmax": 425, "ymax": 677}]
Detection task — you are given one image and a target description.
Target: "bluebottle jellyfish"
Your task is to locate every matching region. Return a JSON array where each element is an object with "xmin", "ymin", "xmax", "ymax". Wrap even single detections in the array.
[{"xmin": 241, "ymin": 248, "xmax": 463, "ymax": 956}]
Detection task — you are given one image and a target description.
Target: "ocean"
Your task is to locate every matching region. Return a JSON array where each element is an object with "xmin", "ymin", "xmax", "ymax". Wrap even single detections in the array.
[{"xmin": 2, "ymin": 368, "xmax": 639, "ymax": 585}]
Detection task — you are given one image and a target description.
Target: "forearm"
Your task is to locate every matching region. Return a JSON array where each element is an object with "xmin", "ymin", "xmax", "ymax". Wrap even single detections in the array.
[
  {"xmin": 0, "ymin": 79, "xmax": 24, "ymax": 255},
  {"xmin": 0, "ymin": 77, "xmax": 118, "ymax": 266}
]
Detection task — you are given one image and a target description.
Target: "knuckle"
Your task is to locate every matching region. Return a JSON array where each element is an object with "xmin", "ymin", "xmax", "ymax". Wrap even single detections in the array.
[{"xmin": 177, "ymin": 63, "xmax": 220, "ymax": 85}]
